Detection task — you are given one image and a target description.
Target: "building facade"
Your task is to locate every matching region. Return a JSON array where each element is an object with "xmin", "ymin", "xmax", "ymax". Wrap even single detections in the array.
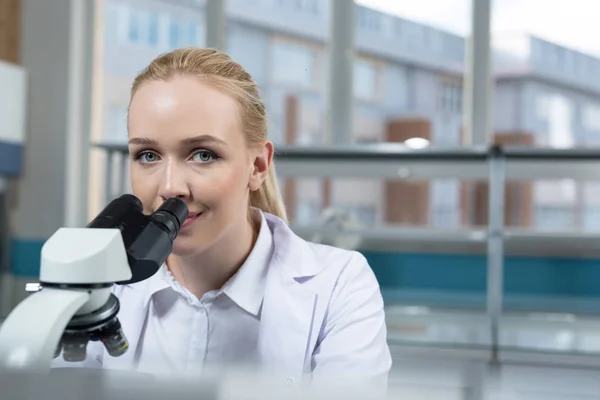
[{"xmin": 101, "ymin": 0, "xmax": 600, "ymax": 231}]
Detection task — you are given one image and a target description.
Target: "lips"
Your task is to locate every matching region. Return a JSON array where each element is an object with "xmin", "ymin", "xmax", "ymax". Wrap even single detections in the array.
[{"xmin": 182, "ymin": 212, "xmax": 202, "ymax": 228}]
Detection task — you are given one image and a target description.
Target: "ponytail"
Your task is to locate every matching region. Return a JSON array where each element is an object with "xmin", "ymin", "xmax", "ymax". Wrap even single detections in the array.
[{"xmin": 249, "ymin": 163, "xmax": 288, "ymax": 223}]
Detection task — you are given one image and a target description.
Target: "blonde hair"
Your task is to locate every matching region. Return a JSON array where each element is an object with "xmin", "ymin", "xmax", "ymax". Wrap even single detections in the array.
[{"xmin": 129, "ymin": 47, "xmax": 288, "ymax": 222}]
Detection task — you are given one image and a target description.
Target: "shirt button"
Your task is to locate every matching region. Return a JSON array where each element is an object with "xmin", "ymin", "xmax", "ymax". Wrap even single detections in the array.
[{"xmin": 284, "ymin": 377, "xmax": 294, "ymax": 387}]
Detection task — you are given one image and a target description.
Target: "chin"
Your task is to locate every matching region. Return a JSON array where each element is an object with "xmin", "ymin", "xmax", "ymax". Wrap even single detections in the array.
[
  {"xmin": 171, "ymin": 238, "xmax": 205, "ymax": 257},
  {"xmin": 171, "ymin": 226, "xmax": 218, "ymax": 257}
]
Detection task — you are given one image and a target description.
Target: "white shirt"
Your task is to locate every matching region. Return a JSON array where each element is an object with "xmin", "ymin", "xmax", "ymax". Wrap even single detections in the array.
[{"xmin": 133, "ymin": 212, "xmax": 274, "ymax": 378}]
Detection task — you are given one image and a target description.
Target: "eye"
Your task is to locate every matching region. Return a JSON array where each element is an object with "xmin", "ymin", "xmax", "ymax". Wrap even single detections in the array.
[
  {"xmin": 135, "ymin": 151, "xmax": 160, "ymax": 164},
  {"xmin": 192, "ymin": 150, "xmax": 218, "ymax": 163}
]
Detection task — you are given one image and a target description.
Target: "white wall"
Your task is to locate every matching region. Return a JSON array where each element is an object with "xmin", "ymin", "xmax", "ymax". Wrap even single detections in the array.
[{"xmin": 0, "ymin": 61, "xmax": 27, "ymax": 145}]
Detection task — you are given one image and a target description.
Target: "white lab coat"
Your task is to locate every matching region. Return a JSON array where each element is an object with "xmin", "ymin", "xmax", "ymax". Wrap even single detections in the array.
[{"xmin": 53, "ymin": 213, "xmax": 392, "ymax": 391}]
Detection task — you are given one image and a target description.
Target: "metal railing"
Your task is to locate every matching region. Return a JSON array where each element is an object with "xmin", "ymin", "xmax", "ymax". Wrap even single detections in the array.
[{"xmin": 95, "ymin": 140, "xmax": 600, "ymax": 364}]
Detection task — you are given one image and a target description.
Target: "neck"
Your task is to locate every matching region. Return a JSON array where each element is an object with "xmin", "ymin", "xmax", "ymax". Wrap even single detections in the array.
[{"xmin": 167, "ymin": 210, "xmax": 259, "ymax": 299}]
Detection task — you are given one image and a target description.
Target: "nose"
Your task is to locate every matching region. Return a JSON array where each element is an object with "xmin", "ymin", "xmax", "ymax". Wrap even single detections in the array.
[{"xmin": 157, "ymin": 160, "xmax": 190, "ymax": 201}]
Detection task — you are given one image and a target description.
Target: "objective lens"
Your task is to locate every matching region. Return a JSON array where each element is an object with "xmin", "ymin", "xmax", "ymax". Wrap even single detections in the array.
[
  {"xmin": 62, "ymin": 334, "xmax": 88, "ymax": 362},
  {"xmin": 97, "ymin": 318, "xmax": 129, "ymax": 357},
  {"xmin": 53, "ymin": 340, "xmax": 63, "ymax": 359}
]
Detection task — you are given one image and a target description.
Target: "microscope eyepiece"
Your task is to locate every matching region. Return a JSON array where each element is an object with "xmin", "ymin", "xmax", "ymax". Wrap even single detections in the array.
[
  {"xmin": 81, "ymin": 194, "xmax": 188, "ymax": 285},
  {"xmin": 151, "ymin": 197, "xmax": 188, "ymax": 241},
  {"xmin": 156, "ymin": 197, "xmax": 188, "ymax": 227}
]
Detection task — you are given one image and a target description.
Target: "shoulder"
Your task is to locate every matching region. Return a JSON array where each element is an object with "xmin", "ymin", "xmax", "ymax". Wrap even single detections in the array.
[
  {"xmin": 307, "ymin": 241, "xmax": 375, "ymax": 283},
  {"xmin": 265, "ymin": 212, "xmax": 378, "ymax": 285},
  {"xmin": 263, "ymin": 215, "xmax": 392, "ymax": 387}
]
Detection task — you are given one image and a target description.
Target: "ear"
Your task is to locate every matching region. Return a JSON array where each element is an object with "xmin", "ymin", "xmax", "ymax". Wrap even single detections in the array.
[{"xmin": 248, "ymin": 141, "xmax": 274, "ymax": 191}]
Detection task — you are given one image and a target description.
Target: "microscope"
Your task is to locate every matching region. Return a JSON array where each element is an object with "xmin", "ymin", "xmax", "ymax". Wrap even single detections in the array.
[{"xmin": 0, "ymin": 194, "xmax": 188, "ymax": 372}]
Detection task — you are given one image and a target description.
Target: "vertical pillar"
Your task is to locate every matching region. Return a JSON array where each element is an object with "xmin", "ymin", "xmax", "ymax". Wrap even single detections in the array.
[
  {"xmin": 205, "ymin": 0, "xmax": 226, "ymax": 50},
  {"xmin": 463, "ymin": 0, "xmax": 492, "ymax": 146},
  {"xmin": 10, "ymin": 0, "xmax": 95, "ymax": 283},
  {"xmin": 468, "ymin": 133, "xmax": 534, "ymax": 227},
  {"xmin": 65, "ymin": 0, "xmax": 94, "ymax": 228},
  {"xmin": 328, "ymin": 0, "xmax": 354, "ymax": 145},
  {"xmin": 487, "ymin": 146, "xmax": 505, "ymax": 361}
]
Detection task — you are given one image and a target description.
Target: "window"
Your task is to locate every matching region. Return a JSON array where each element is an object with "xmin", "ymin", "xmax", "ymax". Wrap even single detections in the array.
[
  {"xmin": 439, "ymin": 82, "xmax": 462, "ymax": 114},
  {"xmin": 534, "ymin": 206, "xmax": 575, "ymax": 230},
  {"xmin": 582, "ymin": 104, "xmax": 600, "ymax": 132},
  {"xmin": 272, "ymin": 42, "xmax": 316, "ymax": 87},
  {"xmin": 125, "ymin": 10, "xmax": 161, "ymax": 48},
  {"xmin": 148, "ymin": 12, "xmax": 159, "ymax": 47},
  {"xmin": 188, "ymin": 23, "xmax": 201, "ymax": 46},
  {"xmin": 564, "ymin": 50, "xmax": 574, "ymax": 72},
  {"xmin": 431, "ymin": 179, "xmax": 459, "ymax": 227},
  {"xmin": 306, "ymin": 0, "xmax": 319, "ymax": 14},
  {"xmin": 431, "ymin": 206, "xmax": 459, "ymax": 228},
  {"xmin": 536, "ymin": 94, "xmax": 550, "ymax": 120},
  {"xmin": 583, "ymin": 207, "xmax": 600, "ymax": 231},
  {"xmin": 298, "ymin": 103, "xmax": 324, "ymax": 145},
  {"xmin": 546, "ymin": 95, "xmax": 574, "ymax": 148},
  {"xmin": 575, "ymin": 54, "xmax": 587, "ymax": 76},
  {"xmin": 169, "ymin": 20, "xmax": 203, "ymax": 49},
  {"xmin": 128, "ymin": 10, "xmax": 142, "ymax": 43},
  {"xmin": 393, "ymin": 20, "xmax": 403, "ymax": 38},
  {"xmin": 544, "ymin": 43, "xmax": 559, "ymax": 65},
  {"xmin": 168, "ymin": 21, "xmax": 179, "ymax": 49},
  {"xmin": 429, "ymin": 30, "xmax": 443, "ymax": 53},
  {"xmin": 278, "ymin": 0, "xmax": 319, "ymax": 14},
  {"xmin": 354, "ymin": 59, "xmax": 378, "ymax": 100},
  {"xmin": 357, "ymin": 7, "xmax": 381, "ymax": 31}
]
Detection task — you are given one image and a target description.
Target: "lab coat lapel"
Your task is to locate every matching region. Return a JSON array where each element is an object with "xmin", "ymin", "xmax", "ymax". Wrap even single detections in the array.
[
  {"xmin": 259, "ymin": 263, "xmax": 316, "ymax": 380},
  {"xmin": 102, "ymin": 285, "xmax": 148, "ymax": 370},
  {"xmin": 258, "ymin": 216, "xmax": 321, "ymax": 381}
]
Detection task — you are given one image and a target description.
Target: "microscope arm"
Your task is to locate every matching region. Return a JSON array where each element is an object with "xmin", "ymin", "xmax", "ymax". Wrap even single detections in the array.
[{"xmin": 0, "ymin": 288, "xmax": 90, "ymax": 371}]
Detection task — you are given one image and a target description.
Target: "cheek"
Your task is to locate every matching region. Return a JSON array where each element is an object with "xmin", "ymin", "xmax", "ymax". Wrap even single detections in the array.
[{"xmin": 198, "ymin": 166, "xmax": 249, "ymax": 203}]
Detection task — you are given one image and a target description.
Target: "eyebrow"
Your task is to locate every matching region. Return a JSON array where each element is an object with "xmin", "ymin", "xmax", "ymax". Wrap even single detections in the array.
[{"xmin": 128, "ymin": 134, "xmax": 227, "ymax": 147}]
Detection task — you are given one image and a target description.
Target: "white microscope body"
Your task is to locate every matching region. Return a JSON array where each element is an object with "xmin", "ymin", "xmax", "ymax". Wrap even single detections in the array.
[
  {"xmin": 0, "ymin": 194, "xmax": 188, "ymax": 373},
  {"xmin": 0, "ymin": 228, "xmax": 131, "ymax": 371}
]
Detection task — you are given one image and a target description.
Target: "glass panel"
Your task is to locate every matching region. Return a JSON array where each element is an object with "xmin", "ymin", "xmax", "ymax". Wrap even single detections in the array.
[
  {"xmin": 94, "ymin": 0, "xmax": 600, "ymax": 361},
  {"xmin": 491, "ymin": 0, "xmax": 600, "ymax": 358},
  {"xmin": 355, "ymin": 0, "xmax": 471, "ymax": 148},
  {"xmin": 148, "ymin": 12, "xmax": 159, "ymax": 47},
  {"xmin": 492, "ymin": 0, "xmax": 600, "ymax": 149},
  {"xmin": 354, "ymin": 58, "xmax": 378, "ymax": 100},
  {"xmin": 271, "ymin": 41, "xmax": 317, "ymax": 87}
]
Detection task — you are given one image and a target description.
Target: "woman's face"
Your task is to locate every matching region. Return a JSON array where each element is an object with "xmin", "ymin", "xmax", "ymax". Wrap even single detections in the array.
[{"xmin": 127, "ymin": 75, "xmax": 272, "ymax": 256}]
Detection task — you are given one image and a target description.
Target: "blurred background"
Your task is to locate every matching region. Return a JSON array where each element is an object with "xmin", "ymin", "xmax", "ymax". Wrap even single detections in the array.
[{"xmin": 2, "ymin": 0, "xmax": 600, "ymax": 398}]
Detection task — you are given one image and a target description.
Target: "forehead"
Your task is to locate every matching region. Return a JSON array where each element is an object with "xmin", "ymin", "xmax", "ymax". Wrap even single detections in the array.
[{"xmin": 128, "ymin": 75, "xmax": 242, "ymax": 144}]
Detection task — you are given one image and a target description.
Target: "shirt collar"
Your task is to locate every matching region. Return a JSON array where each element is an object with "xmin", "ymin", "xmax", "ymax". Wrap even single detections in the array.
[
  {"xmin": 221, "ymin": 210, "xmax": 273, "ymax": 316},
  {"xmin": 141, "ymin": 209, "xmax": 273, "ymax": 316}
]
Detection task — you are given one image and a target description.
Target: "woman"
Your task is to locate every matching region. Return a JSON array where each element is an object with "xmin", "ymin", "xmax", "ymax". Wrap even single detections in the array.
[{"xmin": 55, "ymin": 47, "xmax": 391, "ymax": 390}]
